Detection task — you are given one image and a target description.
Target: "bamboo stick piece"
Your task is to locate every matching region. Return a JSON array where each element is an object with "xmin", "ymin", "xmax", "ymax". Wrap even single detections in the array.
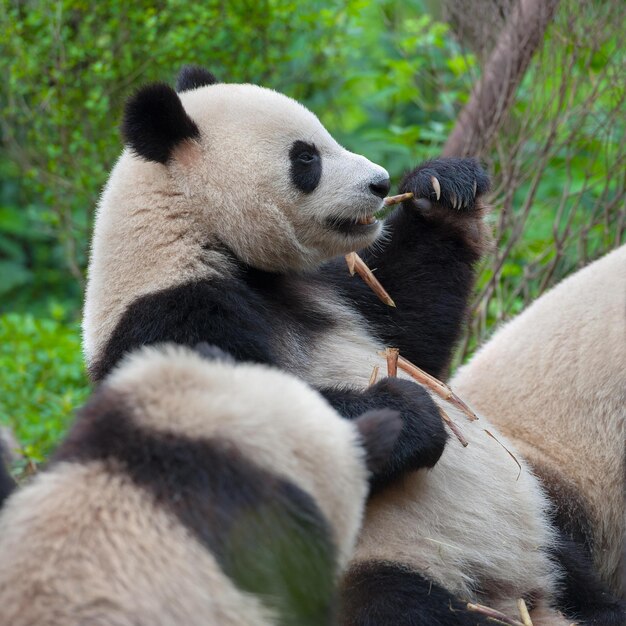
[
  {"xmin": 368, "ymin": 365, "xmax": 379, "ymax": 386},
  {"xmin": 395, "ymin": 355, "xmax": 479, "ymax": 422},
  {"xmin": 516, "ymin": 599, "xmax": 533, "ymax": 626},
  {"xmin": 345, "ymin": 252, "xmax": 396, "ymax": 307},
  {"xmin": 484, "ymin": 429, "xmax": 522, "ymax": 480},
  {"xmin": 378, "ymin": 351, "xmax": 470, "ymax": 446},
  {"xmin": 467, "ymin": 603, "xmax": 524, "ymax": 626},
  {"xmin": 438, "ymin": 406, "xmax": 469, "ymax": 447},
  {"xmin": 383, "ymin": 191, "xmax": 413, "ymax": 206},
  {"xmin": 385, "ymin": 347, "xmax": 399, "ymax": 377}
]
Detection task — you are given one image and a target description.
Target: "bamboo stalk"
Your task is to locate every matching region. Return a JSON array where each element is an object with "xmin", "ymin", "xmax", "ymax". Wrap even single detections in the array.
[
  {"xmin": 385, "ymin": 347, "xmax": 399, "ymax": 377},
  {"xmin": 484, "ymin": 429, "xmax": 522, "ymax": 480},
  {"xmin": 378, "ymin": 351, "xmax": 471, "ymax": 446},
  {"xmin": 467, "ymin": 603, "xmax": 524, "ymax": 626},
  {"xmin": 438, "ymin": 406, "xmax": 469, "ymax": 447},
  {"xmin": 516, "ymin": 599, "xmax": 533, "ymax": 626},
  {"xmin": 345, "ymin": 252, "xmax": 396, "ymax": 307},
  {"xmin": 383, "ymin": 191, "xmax": 413, "ymax": 206},
  {"xmin": 368, "ymin": 365, "xmax": 379, "ymax": 386},
  {"xmin": 395, "ymin": 355, "xmax": 479, "ymax": 422}
]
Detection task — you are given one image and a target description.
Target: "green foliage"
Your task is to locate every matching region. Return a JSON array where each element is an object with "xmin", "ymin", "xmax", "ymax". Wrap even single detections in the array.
[{"xmin": 0, "ymin": 311, "xmax": 89, "ymax": 463}]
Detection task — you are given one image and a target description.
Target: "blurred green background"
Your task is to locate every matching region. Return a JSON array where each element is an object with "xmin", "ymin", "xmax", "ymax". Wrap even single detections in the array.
[{"xmin": 0, "ymin": 0, "xmax": 624, "ymax": 463}]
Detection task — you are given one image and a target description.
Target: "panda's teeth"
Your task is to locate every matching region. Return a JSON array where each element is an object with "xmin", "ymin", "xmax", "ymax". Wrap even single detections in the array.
[{"xmin": 357, "ymin": 216, "xmax": 375, "ymax": 225}]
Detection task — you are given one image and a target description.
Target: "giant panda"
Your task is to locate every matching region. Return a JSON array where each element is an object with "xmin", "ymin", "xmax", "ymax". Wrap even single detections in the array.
[
  {"xmin": 452, "ymin": 244, "xmax": 626, "ymax": 602},
  {"xmin": 0, "ymin": 343, "xmax": 403, "ymax": 626},
  {"xmin": 82, "ymin": 66, "xmax": 621, "ymax": 624}
]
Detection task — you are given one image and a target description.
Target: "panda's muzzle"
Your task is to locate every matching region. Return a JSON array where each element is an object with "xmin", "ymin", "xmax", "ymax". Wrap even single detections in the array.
[{"xmin": 325, "ymin": 213, "xmax": 380, "ymax": 235}]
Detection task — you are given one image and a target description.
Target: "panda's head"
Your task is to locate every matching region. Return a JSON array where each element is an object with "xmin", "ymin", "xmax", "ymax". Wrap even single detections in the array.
[{"xmin": 120, "ymin": 66, "xmax": 390, "ymax": 271}]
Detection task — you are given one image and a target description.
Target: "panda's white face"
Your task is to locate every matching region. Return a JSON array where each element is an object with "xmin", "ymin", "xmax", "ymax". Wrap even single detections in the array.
[{"xmin": 165, "ymin": 84, "xmax": 389, "ymax": 270}]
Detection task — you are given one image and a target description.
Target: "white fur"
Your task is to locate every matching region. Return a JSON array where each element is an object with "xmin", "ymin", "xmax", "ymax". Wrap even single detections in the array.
[
  {"xmin": 452, "ymin": 244, "xmax": 626, "ymax": 598},
  {"xmin": 0, "ymin": 346, "xmax": 372, "ymax": 625},
  {"xmin": 0, "ymin": 463, "xmax": 276, "ymax": 626}
]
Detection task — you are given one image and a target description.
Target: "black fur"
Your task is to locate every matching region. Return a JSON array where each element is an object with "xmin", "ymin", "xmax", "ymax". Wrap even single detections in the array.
[
  {"xmin": 0, "ymin": 437, "xmax": 15, "ymax": 508},
  {"xmin": 340, "ymin": 560, "xmax": 494, "ymax": 625},
  {"xmin": 289, "ymin": 140, "xmax": 322, "ymax": 193},
  {"xmin": 91, "ymin": 273, "xmax": 446, "ymax": 488},
  {"xmin": 90, "ymin": 279, "xmax": 279, "ymax": 383},
  {"xmin": 320, "ymin": 158, "xmax": 489, "ymax": 379},
  {"xmin": 321, "ymin": 378, "xmax": 447, "ymax": 492},
  {"xmin": 354, "ymin": 409, "xmax": 403, "ymax": 476},
  {"xmin": 176, "ymin": 65, "xmax": 218, "ymax": 92},
  {"xmin": 549, "ymin": 530, "xmax": 626, "ymax": 625},
  {"xmin": 193, "ymin": 342, "xmax": 236, "ymax": 364},
  {"xmin": 121, "ymin": 83, "xmax": 200, "ymax": 164},
  {"xmin": 53, "ymin": 388, "xmax": 337, "ymax": 626},
  {"xmin": 399, "ymin": 158, "xmax": 490, "ymax": 212},
  {"xmin": 533, "ymin": 460, "xmax": 596, "ymax": 551}
]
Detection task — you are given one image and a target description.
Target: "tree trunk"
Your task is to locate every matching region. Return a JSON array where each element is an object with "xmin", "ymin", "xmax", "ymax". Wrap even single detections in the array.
[{"xmin": 443, "ymin": 0, "xmax": 560, "ymax": 158}]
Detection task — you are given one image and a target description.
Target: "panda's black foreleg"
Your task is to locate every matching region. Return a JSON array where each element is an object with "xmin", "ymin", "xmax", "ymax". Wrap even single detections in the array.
[
  {"xmin": 321, "ymin": 158, "xmax": 491, "ymax": 379},
  {"xmin": 340, "ymin": 560, "xmax": 494, "ymax": 626},
  {"xmin": 319, "ymin": 378, "xmax": 447, "ymax": 491},
  {"xmin": 550, "ymin": 534, "xmax": 626, "ymax": 625}
]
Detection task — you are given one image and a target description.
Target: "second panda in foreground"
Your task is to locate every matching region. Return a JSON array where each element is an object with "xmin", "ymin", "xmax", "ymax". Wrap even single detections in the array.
[
  {"xmin": 0, "ymin": 344, "xmax": 402, "ymax": 626},
  {"xmin": 82, "ymin": 67, "xmax": 618, "ymax": 624}
]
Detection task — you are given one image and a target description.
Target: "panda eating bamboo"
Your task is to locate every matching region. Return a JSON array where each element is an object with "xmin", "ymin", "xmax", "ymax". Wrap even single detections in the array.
[{"xmin": 79, "ymin": 66, "xmax": 623, "ymax": 624}]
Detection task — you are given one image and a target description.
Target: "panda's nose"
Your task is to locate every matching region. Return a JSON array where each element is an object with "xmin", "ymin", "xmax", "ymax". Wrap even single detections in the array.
[{"xmin": 369, "ymin": 177, "xmax": 391, "ymax": 199}]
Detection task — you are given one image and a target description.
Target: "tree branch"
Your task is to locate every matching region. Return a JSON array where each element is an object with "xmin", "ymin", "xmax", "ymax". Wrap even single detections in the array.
[{"xmin": 443, "ymin": 0, "xmax": 560, "ymax": 158}]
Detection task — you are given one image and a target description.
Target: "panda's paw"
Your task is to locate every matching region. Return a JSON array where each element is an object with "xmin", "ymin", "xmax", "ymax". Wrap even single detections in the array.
[
  {"xmin": 365, "ymin": 377, "xmax": 448, "ymax": 492},
  {"xmin": 399, "ymin": 157, "xmax": 490, "ymax": 213}
]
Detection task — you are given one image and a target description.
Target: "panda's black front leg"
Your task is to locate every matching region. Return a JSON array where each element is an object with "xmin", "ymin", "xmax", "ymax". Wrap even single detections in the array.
[
  {"xmin": 319, "ymin": 377, "xmax": 447, "ymax": 491},
  {"xmin": 322, "ymin": 158, "xmax": 491, "ymax": 379}
]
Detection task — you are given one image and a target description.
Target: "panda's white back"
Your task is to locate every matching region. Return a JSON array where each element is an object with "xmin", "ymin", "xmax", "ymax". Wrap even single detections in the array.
[
  {"xmin": 0, "ymin": 462, "xmax": 275, "ymax": 626},
  {"xmin": 0, "ymin": 345, "xmax": 379, "ymax": 626},
  {"xmin": 452, "ymin": 244, "xmax": 626, "ymax": 597}
]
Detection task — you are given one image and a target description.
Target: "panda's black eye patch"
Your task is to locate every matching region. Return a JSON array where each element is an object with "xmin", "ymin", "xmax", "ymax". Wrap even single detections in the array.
[{"xmin": 289, "ymin": 140, "xmax": 321, "ymax": 193}]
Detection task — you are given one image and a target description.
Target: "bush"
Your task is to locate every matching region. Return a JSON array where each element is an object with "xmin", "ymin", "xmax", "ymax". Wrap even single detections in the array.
[{"xmin": 0, "ymin": 311, "xmax": 89, "ymax": 465}]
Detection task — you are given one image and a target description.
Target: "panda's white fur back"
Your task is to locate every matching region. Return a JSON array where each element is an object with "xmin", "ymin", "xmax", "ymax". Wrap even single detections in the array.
[
  {"xmin": 0, "ymin": 345, "xmax": 375, "ymax": 625},
  {"xmin": 0, "ymin": 462, "xmax": 275, "ymax": 626},
  {"xmin": 452, "ymin": 244, "xmax": 626, "ymax": 598}
]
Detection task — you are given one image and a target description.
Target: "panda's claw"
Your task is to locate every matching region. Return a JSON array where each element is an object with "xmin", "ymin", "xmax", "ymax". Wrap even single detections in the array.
[
  {"xmin": 450, "ymin": 192, "xmax": 457, "ymax": 210},
  {"xmin": 431, "ymin": 175, "xmax": 441, "ymax": 201}
]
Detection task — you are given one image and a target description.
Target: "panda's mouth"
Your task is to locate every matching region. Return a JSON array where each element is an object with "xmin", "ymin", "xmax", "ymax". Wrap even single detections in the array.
[{"xmin": 325, "ymin": 214, "xmax": 380, "ymax": 235}]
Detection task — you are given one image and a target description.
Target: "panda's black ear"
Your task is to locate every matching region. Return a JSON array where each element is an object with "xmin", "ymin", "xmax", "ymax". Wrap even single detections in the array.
[
  {"xmin": 121, "ymin": 83, "xmax": 200, "ymax": 164},
  {"xmin": 354, "ymin": 409, "xmax": 402, "ymax": 476},
  {"xmin": 176, "ymin": 65, "xmax": 218, "ymax": 92}
]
